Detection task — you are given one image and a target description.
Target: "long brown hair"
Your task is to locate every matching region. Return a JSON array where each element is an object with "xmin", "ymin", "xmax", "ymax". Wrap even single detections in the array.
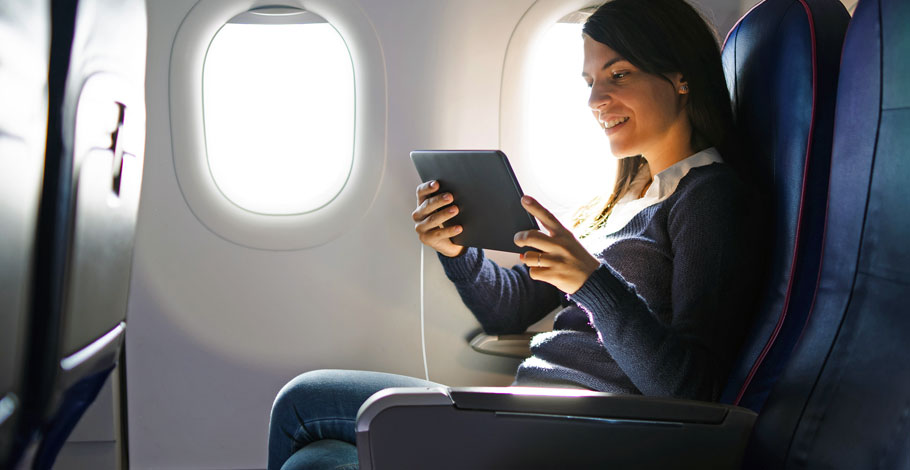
[
  {"xmin": 572, "ymin": 0, "xmax": 735, "ymax": 236},
  {"xmin": 573, "ymin": 156, "xmax": 644, "ymax": 235}
]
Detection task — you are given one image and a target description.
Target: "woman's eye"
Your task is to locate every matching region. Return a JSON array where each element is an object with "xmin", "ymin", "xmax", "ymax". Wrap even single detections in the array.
[{"xmin": 612, "ymin": 71, "xmax": 628, "ymax": 80}]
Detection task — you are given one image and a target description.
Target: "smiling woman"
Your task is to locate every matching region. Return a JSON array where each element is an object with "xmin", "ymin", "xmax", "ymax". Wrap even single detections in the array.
[
  {"xmin": 574, "ymin": 0, "xmax": 737, "ymax": 234},
  {"xmin": 422, "ymin": 0, "xmax": 758, "ymax": 398}
]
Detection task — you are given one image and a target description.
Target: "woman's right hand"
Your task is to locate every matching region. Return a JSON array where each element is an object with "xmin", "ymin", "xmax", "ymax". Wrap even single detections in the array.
[{"xmin": 412, "ymin": 180, "xmax": 466, "ymax": 257}]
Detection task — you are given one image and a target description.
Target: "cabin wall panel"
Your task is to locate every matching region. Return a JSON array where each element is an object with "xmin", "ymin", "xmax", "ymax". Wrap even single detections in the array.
[{"xmin": 360, "ymin": 0, "xmax": 535, "ymax": 387}]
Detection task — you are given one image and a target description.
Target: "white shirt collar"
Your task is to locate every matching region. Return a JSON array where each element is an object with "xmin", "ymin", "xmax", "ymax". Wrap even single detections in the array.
[
  {"xmin": 590, "ymin": 147, "xmax": 724, "ymax": 240},
  {"xmin": 646, "ymin": 147, "xmax": 724, "ymax": 202}
]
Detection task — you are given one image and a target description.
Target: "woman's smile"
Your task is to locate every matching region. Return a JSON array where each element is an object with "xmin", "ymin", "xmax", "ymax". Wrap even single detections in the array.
[{"xmin": 600, "ymin": 116, "xmax": 630, "ymax": 132}]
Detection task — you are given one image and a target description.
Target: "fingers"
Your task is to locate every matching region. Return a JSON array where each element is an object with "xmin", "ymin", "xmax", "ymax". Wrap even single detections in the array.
[
  {"xmin": 513, "ymin": 198, "xmax": 601, "ymax": 293},
  {"xmin": 415, "ymin": 204, "xmax": 459, "ymax": 234},
  {"xmin": 416, "ymin": 180, "xmax": 440, "ymax": 202},
  {"xmin": 513, "ymin": 229, "xmax": 563, "ymax": 253},
  {"xmin": 525, "ymin": 266, "xmax": 552, "ymax": 282},
  {"xmin": 414, "ymin": 180, "xmax": 466, "ymax": 257},
  {"xmin": 419, "ymin": 223, "xmax": 463, "ymax": 243},
  {"xmin": 412, "ymin": 190, "xmax": 455, "ymax": 222},
  {"xmin": 521, "ymin": 196, "xmax": 566, "ymax": 234},
  {"xmin": 519, "ymin": 251, "xmax": 550, "ymax": 269},
  {"xmin": 520, "ymin": 251, "xmax": 554, "ymax": 283}
]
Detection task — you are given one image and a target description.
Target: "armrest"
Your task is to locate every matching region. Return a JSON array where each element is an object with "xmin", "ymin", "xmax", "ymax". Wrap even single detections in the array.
[
  {"xmin": 469, "ymin": 333, "xmax": 535, "ymax": 358},
  {"xmin": 356, "ymin": 386, "xmax": 756, "ymax": 470}
]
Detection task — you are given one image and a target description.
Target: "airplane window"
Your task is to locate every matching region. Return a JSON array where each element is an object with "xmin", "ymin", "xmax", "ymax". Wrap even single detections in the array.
[
  {"xmin": 202, "ymin": 9, "xmax": 354, "ymax": 215},
  {"xmin": 526, "ymin": 13, "xmax": 615, "ymax": 219}
]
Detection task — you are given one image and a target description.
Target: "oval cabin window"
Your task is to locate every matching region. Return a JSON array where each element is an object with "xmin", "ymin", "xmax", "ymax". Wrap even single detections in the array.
[
  {"xmin": 529, "ymin": 11, "xmax": 615, "ymax": 216},
  {"xmin": 521, "ymin": 8, "xmax": 616, "ymax": 220},
  {"xmin": 202, "ymin": 8, "xmax": 354, "ymax": 215}
]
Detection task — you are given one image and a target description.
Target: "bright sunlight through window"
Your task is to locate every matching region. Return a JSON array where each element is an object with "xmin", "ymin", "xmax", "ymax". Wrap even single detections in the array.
[
  {"xmin": 203, "ymin": 15, "xmax": 354, "ymax": 215},
  {"xmin": 528, "ymin": 18, "xmax": 616, "ymax": 217}
]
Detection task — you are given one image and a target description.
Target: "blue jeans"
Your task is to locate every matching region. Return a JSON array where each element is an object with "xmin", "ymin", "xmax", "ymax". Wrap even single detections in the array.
[{"xmin": 267, "ymin": 369, "xmax": 439, "ymax": 470}]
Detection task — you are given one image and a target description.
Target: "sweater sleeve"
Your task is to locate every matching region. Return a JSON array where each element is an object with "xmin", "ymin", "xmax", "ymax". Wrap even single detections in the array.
[
  {"xmin": 569, "ymin": 176, "xmax": 750, "ymax": 400},
  {"xmin": 438, "ymin": 248, "xmax": 563, "ymax": 335}
]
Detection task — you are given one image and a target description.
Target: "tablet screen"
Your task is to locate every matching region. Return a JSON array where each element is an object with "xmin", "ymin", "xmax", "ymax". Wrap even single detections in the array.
[{"xmin": 411, "ymin": 150, "xmax": 539, "ymax": 253}]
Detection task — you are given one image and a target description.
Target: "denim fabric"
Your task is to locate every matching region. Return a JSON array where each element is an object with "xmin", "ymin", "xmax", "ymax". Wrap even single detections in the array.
[
  {"xmin": 268, "ymin": 369, "xmax": 439, "ymax": 470},
  {"xmin": 280, "ymin": 440, "xmax": 358, "ymax": 470}
]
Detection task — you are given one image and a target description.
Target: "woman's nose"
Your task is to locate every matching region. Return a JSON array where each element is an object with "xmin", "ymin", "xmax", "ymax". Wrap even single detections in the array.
[{"xmin": 588, "ymin": 84, "xmax": 610, "ymax": 112}]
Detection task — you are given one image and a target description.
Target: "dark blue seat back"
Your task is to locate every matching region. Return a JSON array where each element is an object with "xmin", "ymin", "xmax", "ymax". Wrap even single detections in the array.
[
  {"xmin": 745, "ymin": 0, "xmax": 910, "ymax": 466},
  {"xmin": 0, "ymin": 1, "xmax": 50, "ymax": 467},
  {"xmin": 719, "ymin": 0, "xmax": 849, "ymax": 412}
]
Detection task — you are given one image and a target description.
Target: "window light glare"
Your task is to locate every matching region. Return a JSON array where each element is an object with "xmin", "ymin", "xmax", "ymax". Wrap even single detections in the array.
[
  {"xmin": 528, "ymin": 22, "xmax": 616, "ymax": 219},
  {"xmin": 203, "ymin": 21, "xmax": 354, "ymax": 215}
]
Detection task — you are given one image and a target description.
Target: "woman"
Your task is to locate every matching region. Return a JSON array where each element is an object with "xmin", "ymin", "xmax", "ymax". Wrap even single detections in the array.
[{"xmin": 268, "ymin": 0, "xmax": 759, "ymax": 468}]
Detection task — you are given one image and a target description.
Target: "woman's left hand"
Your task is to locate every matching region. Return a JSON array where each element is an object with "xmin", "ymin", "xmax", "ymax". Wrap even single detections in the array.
[{"xmin": 514, "ymin": 196, "xmax": 602, "ymax": 294}]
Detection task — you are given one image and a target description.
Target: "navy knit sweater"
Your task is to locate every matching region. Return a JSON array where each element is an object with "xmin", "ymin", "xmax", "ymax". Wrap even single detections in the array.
[{"xmin": 439, "ymin": 163, "xmax": 759, "ymax": 401}]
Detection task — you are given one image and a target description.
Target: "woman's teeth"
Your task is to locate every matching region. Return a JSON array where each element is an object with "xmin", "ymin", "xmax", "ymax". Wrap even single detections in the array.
[{"xmin": 603, "ymin": 117, "xmax": 629, "ymax": 129}]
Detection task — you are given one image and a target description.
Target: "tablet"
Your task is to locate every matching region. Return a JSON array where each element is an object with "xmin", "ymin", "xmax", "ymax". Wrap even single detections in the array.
[{"xmin": 411, "ymin": 150, "xmax": 539, "ymax": 253}]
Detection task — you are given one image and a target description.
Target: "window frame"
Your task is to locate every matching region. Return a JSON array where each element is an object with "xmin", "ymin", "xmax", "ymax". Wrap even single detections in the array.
[
  {"xmin": 499, "ymin": 0, "xmax": 604, "ymax": 223},
  {"xmin": 170, "ymin": 0, "xmax": 386, "ymax": 250}
]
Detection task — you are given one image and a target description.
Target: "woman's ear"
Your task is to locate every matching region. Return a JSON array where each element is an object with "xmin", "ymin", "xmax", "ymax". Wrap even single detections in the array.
[
  {"xmin": 669, "ymin": 73, "xmax": 689, "ymax": 111},
  {"xmin": 672, "ymin": 73, "xmax": 689, "ymax": 95}
]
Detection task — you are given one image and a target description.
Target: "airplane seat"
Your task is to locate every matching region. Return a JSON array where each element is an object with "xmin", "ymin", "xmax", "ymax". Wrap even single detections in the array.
[
  {"xmin": 19, "ymin": 0, "xmax": 147, "ymax": 468},
  {"xmin": 0, "ymin": 0, "xmax": 51, "ymax": 468},
  {"xmin": 353, "ymin": 0, "xmax": 853, "ymax": 469},
  {"xmin": 742, "ymin": 0, "xmax": 910, "ymax": 466},
  {"xmin": 717, "ymin": 0, "xmax": 849, "ymax": 412}
]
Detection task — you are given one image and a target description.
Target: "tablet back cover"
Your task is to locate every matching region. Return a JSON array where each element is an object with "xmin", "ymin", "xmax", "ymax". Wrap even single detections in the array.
[{"xmin": 411, "ymin": 150, "xmax": 538, "ymax": 253}]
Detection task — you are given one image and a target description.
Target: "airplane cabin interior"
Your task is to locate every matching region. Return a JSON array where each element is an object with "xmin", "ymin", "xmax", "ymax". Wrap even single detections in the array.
[{"xmin": 1, "ymin": 0, "xmax": 908, "ymax": 468}]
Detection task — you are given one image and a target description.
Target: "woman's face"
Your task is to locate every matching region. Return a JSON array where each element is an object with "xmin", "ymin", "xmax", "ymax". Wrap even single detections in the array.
[{"xmin": 582, "ymin": 35, "xmax": 690, "ymax": 161}]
